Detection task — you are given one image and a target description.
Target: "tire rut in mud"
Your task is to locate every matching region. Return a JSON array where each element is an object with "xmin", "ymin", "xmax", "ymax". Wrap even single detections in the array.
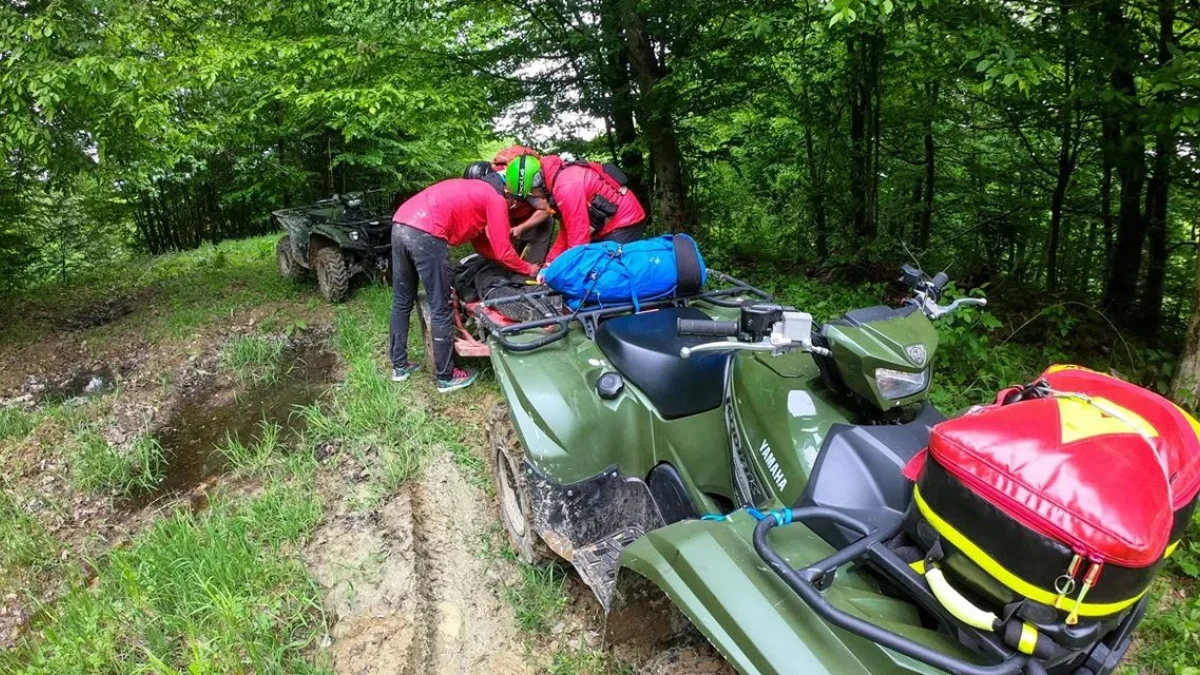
[
  {"xmin": 407, "ymin": 480, "xmax": 439, "ymax": 675},
  {"xmin": 309, "ymin": 454, "xmax": 530, "ymax": 675},
  {"xmin": 408, "ymin": 455, "xmax": 531, "ymax": 675}
]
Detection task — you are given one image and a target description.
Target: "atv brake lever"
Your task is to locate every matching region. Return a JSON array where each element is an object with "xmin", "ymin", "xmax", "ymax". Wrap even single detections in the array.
[
  {"xmin": 925, "ymin": 296, "xmax": 987, "ymax": 320},
  {"xmin": 680, "ymin": 341, "xmax": 831, "ymax": 359},
  {"xmin": 680, "ymin": 341, "xmax": 775, "ymax": 358}
]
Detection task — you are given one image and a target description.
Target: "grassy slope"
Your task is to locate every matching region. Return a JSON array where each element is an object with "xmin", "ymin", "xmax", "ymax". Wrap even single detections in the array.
[{"xmin": 0, "ymin": 235, "xmax": 1195, "ymax": 673}]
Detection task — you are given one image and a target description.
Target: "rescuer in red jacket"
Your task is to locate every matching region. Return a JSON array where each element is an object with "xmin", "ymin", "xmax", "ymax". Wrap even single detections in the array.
[
  {"xmin": 489, "ymin": 146, "xmax": 556, "ymax": 265},
  {"xmin": 504, "ymin": 154, "xmax": 646, "ymax": 264},
  {"xmin": 389, "ymin": 175, "xmax": 538, "ymax": 392}
]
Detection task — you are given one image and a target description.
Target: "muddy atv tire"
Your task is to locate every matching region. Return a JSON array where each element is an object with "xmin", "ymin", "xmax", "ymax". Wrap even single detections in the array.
[
  {"xmin": 276, "ymin": 236, "xmax": 308, "ymax": 281},
  {"xmin": 314, "ymin": 246, "xmax": 350, "ymax": 303},
  {"xmin": 488, "ymin": 403, "xmax": 555, "ymax": 566}
]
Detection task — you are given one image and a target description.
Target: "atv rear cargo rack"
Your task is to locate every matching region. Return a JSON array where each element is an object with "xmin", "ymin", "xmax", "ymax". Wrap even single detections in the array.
[
  {"xmin": 753, "ymin": 508, "xmax": 1145, "ymax": 675},
  {"xmin": 474, "ymin": 270, "xmax": 771, "ymax": 353}
]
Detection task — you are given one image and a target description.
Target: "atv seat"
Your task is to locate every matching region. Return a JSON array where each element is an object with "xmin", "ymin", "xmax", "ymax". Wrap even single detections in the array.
[{"xmin": 595, "ymin": 307, "xmax": 729, "ymax": 420}]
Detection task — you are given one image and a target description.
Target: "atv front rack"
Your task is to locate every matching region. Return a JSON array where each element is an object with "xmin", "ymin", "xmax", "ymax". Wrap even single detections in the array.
[
  {"xmin": 752, "ymin": 508, "xmax": 1145, "ymax": 675},
  {"xmin": 474, "ymin": 270, "xmax": 771, "ymax": 353}
]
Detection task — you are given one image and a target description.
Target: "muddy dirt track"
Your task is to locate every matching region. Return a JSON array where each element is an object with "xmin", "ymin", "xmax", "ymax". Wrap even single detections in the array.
[
  {"xmin": 308, "ymin": 455, "xmax": 532, "ymax": 675},
  {"xmin": 0, "ymin": 274, "xmax": 730, "ymax": 674}
]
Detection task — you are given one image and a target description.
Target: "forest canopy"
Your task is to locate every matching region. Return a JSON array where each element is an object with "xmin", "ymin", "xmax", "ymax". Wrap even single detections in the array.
[{"xmin": 1, "ymin": 0, "xmax": 1198, "ymax": 354}]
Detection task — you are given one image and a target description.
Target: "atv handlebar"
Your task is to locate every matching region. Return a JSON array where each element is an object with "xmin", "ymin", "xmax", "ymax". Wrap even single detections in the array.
[
  {"xmin": 677, "ymin": 318, "xmax": 740, "ymax": 337},
  {"xmin": 677, "ymin": 310, "xmax": 832, "ymax": 359},
  {"xmin": 900, "ymin": 266, "xmax": 987, "ymax": 320},
  {"xmin": 930, "ymin": 271, "xmax": 949, "ymax": 292}
]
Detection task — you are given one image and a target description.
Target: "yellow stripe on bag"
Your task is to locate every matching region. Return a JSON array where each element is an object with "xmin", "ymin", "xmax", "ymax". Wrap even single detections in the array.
[
  {"xmin": 1057, "ymin": 396, "xmax": 1158, "ymax": 444},
  {"xmin": 1018, "ymin": 623, "xmax": 1039, "ymax": 655},
  {"xmin": 1165, "ymin": 540, "xmax": 1181, "ymax": 558},
  {"xmin": 913, "ymin": 487, "xmax": 1147, "ymax": 617}
]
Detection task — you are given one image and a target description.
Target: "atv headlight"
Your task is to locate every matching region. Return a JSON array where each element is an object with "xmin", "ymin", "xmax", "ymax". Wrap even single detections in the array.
[
  {"xmin": 875, "ymin": 367, "xmax": 930, "ymax": 400},
  {"xmin": 348, "ymin": 231, "xmax": 360, "ymax": 241}
]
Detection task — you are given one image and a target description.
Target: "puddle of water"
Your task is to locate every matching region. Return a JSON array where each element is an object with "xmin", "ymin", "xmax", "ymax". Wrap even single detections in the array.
[
  {"xmin": 37, "ymin": 367, "xmax": 116, "ymax": 404},
  {"xmin": 130, "ymin": 341, "xmax": 336, "ymax": 509},
  {"xmin": 64, "ymin": 296, "xmax": 137, "ymax": 330}
]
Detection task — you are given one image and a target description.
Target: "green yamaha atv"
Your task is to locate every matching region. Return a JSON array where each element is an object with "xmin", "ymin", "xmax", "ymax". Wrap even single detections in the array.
[
  {"xmin": 272, "ymin": 192, "xmax": 391, "ymax": 302},
  {"xmin": 480, "ymin": 267, "xmax": 1147, "ymax": 675}
]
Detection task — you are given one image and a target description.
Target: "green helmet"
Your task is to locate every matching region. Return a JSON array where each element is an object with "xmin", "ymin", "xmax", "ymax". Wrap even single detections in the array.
[{"xmin": 505, "ymin": 154, "xmax": 542, "ymax": 197}]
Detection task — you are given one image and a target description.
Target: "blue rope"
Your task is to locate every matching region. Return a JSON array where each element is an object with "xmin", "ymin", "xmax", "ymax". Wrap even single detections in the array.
[{"xmin": 701, "ymin": 507, "xmax": 794, "ymax": 525}]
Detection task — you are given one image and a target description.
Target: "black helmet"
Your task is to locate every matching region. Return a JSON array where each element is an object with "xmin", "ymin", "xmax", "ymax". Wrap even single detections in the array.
[{"xmin": 464, "ymin": 161, "xmax": 493, "ymax": 180}]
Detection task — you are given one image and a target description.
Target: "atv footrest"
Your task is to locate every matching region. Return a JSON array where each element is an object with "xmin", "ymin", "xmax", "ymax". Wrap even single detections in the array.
[{"xmin": 574, "ymin": 526, "xmax": 644, "ymax": 610}]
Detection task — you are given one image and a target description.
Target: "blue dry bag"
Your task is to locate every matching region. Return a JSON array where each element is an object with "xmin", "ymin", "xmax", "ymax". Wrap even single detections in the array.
[{"xmin": 542, "ymin": 234, "xmax": 707, "ymax": 310}]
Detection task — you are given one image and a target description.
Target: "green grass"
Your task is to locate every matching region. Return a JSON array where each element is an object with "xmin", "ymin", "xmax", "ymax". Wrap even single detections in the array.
[
  {"xmin": 0, "ymin": 481, "xmax": 328, "ymax": 675},
  {"xmin": 547, "ymin": 648, "xmax": 634, "ymax": 675},
  {"xmin": 0, "ymin": 236, "xmax": 304, "ymax": 349},
  {"xmin": 298, "ymin": 284, "xmax": 468, "ymax": 510},
  {"xmin": 69, "ymin": 430, "xmax": 165, "ymax": 496},
  {"xmin": 479, "ymin": 525, "xmax": 573, "ymax": 640},
  {"xmin": 1121, "ymin": 539, "xmax": 1200, "ymax": 674},
  {"xmin": 0, "ymin": 489, "xmax": 61, "ymax": 581},
  {"xmin": 505, "ymin": 562, "xmax": 570, "ymax": 634},
  {"xmin": 0, "ymin": 407, "xmax": 40, "ymax": 443},
  {"xmin": 218, "ymin": 420, "xmax": 284, "ymax": 475},
  {"xmin": 221, "ymin": 332, "xmax": 286, "ymax": 384}
]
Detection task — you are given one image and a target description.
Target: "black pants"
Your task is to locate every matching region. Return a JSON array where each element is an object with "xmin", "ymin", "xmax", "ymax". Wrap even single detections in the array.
[
  {"xmin": 389, "ymin": 223, "xmax": 455, "ymax": 380},
  {"xmin": 598, "ymin": 220, "xmax": 646, "ymax": 245},
  {"xmin": 517, "ymin": 220, "xmax": 555, "ymax": 266}
]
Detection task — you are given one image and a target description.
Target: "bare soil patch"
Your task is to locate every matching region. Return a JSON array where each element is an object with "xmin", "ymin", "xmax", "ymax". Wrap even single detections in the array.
[{"xmin": 307, "ymin": 453, "xmax": 533, "ymax": 675}]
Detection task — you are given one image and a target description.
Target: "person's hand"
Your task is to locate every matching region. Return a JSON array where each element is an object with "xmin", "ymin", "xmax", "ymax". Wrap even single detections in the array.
[{"xmin": 535, "ymin": 266, "xmax": 547, "ymax": 285}]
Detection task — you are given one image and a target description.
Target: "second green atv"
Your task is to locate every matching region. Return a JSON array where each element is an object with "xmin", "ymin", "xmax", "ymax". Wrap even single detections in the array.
[
  {"xmin": 478, "ymin": 267, "xmax": 1147, "ymax": 675},
  {"xmin": 273, "ymin": 193, "xmax": 391, "ymax": 302}
]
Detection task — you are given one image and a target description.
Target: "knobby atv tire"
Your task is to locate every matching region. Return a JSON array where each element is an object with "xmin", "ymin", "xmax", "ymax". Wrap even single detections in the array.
[
  {"xmin": 276, "ymin": 236, "xmax": 308, "ymax": 281},
  {"xmin": 487, "ymin": 403, "xmax": 555, "ymax": 566},
  {"xmin": 314, "ymin": 246, "xmax": 350, "ymax": 303}
]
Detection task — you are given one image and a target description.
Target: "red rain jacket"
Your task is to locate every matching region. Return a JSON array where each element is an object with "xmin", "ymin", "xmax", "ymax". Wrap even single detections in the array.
[
  {"xmin": 393, "ymin": 179, "xmax": 537, "ymax": 277},
  {"xmin": 541, "ymin": 155, "xmax": 646, "ymax": 263}
]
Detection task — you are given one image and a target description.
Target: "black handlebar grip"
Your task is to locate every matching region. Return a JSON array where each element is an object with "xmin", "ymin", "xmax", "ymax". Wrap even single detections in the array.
[
  {"xmin": 930, "ymin": 272, "xmax": 949, "ymax": 292},
  {"xmin": 677, "ymin": 318, "xmax": 739, "ymax": 337}
]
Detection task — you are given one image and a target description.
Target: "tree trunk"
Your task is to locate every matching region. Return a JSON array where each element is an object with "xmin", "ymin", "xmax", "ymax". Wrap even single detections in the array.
[
  {"xmin": 847, "ymin": 31, "xmax": 882, "ymax": 241},
  {"xmin": 599, "ymin": 0, "xmax": 647, "ymax": 208},
  {"xmin": 1172, "ymin": 254, "xmax": 1200, "ymax": 405},
  {"xmin": 1047, "ymin": 168, "xmax": 1069, "ymax": 295},
  {"xmin": 1137, "ymin": 0, "xmax": 1177, "ymax": 336},
  {"xmin": 1046, "ymin": 4, "xmax": 1076, "ymax": 296},
  {"xmin": 1101, "ymin": 156, "xmax": 1114, "ymax": 268},
  {"xmin": 1099, "ymin": 0, "xmax": 1147, "ymax": 317},
  {"xmin": 620, "ymin": 0, "xmax": 688, "ymax": 232},
  {"xmin": 918, "ymin": 83, "xmax": 937, "ymax": 249},
  {"xmin": 804, "ymin": 125, "xmax": 829, "ymax": 257}
]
